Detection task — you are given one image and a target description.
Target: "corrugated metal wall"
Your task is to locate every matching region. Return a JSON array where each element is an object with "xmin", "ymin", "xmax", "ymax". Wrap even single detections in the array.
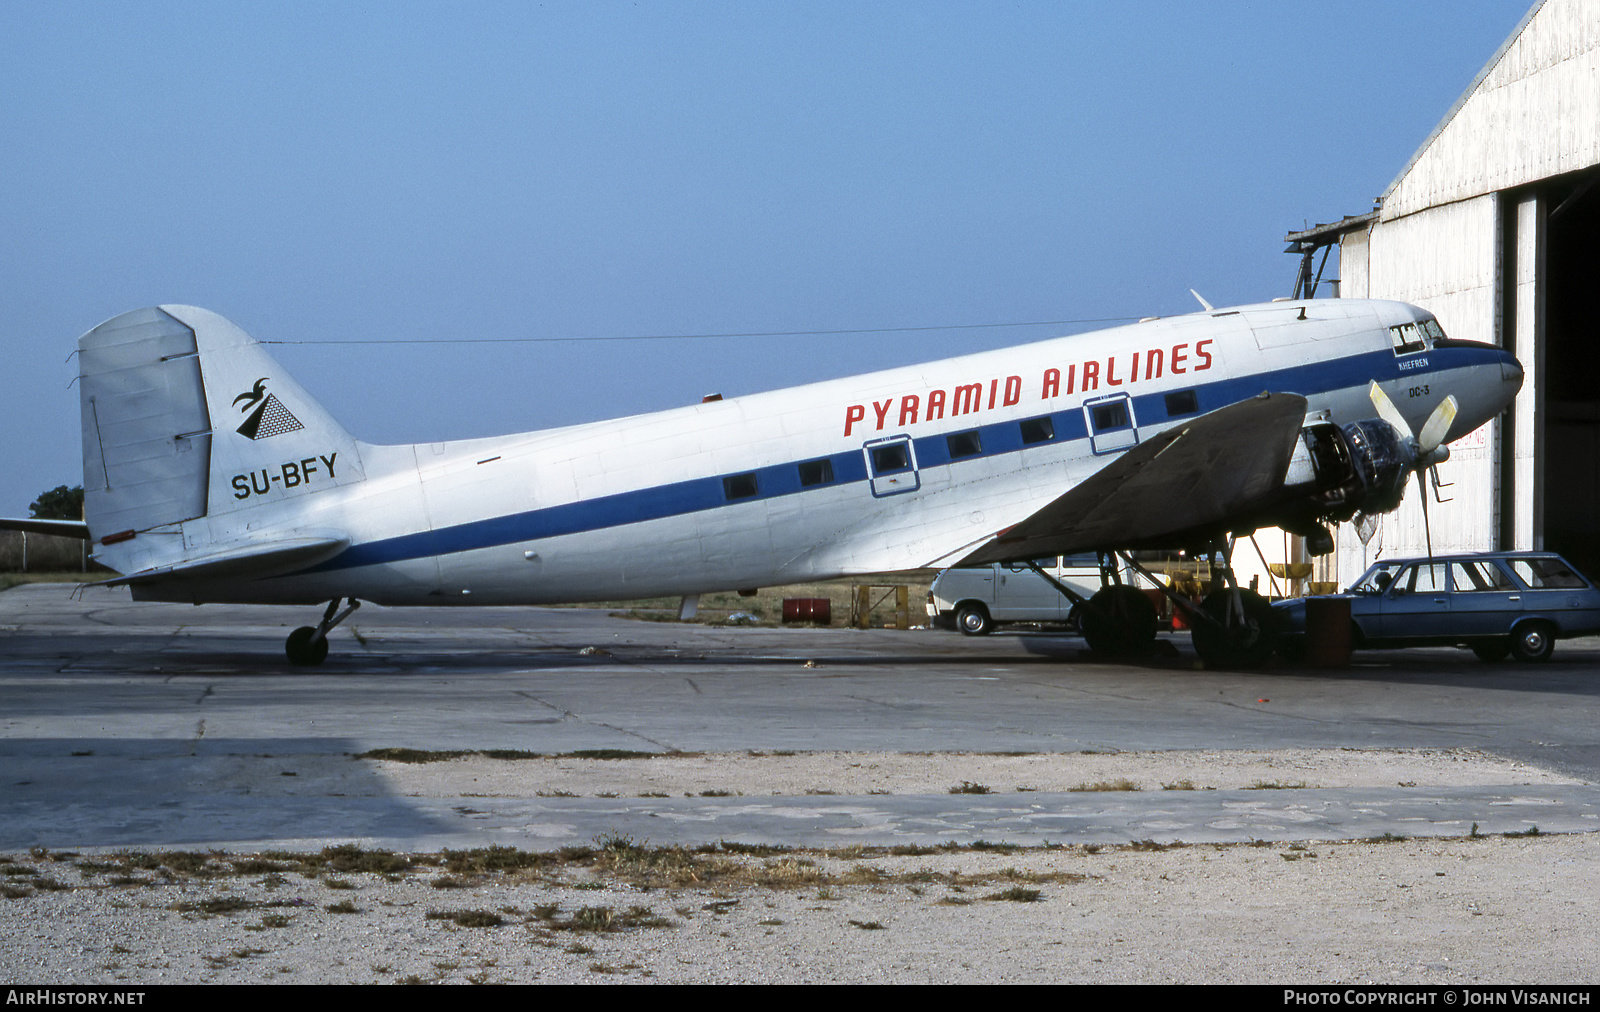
[{"xmin": 1330, "ymin": 0, "xmax": 1597, "ymax": 585}]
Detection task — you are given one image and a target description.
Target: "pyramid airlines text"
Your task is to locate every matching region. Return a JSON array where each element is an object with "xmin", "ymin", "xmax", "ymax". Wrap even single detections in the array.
[{"xmin": 842, "ymin": 339, "xmax": 1214, "ymax": 437}]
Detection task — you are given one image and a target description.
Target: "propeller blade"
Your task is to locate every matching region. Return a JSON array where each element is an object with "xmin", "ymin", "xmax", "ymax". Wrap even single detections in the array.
[
  {"xmin": 1367, "ymin": 381, "xmax": 1413, "ymax": 441},
  {"xmin": 1417, "ymin": 395, "xmax": 1459, "ymax": 455},
  {"xmin": 1418, "ymin": 471, "xmax": 1434, "ymax": 562}
]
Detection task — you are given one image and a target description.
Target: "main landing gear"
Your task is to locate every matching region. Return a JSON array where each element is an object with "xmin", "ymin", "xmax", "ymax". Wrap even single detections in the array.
[
  {"xmin": 1024, "ymin": 553, "xmax": 1158, "ymax": 656},
  {"xmin": 1077, "ymin": 557, "xmax": 1157, "ymax": 656},
  {"xmin": 1184, "ymin": 541, "xmax": 1278, "ymax": 669},
  {"xmin": 1040, "ymin": 541, "xmax": 1280, "ymax": 668},
  {"xmin": 285, "ymin": 597, "xmax": 361, "ymax": 666}
]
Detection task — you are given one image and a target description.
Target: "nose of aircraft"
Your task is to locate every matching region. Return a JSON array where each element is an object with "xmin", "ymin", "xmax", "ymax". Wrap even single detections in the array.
[
  {"xmin": 1437, "ymin": 344, "xmax": 1524, "ymax": 445},
  {"xmin": 1500, "ymin": 350, "xmax": 1525, "ymax": 398}
]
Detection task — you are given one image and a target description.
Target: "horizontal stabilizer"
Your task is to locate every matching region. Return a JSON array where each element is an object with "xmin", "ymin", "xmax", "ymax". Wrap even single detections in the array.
[
  {"xmin": 959, "ymin": 392, "xmax": 1309, "ymax": 564},
  {"xmin": 99, "ymin": 535, "xmax": 348, "ymax": 587},
  {"xmin": 0, "ymin": 518, "xmax": 91, "ymax": 539}
]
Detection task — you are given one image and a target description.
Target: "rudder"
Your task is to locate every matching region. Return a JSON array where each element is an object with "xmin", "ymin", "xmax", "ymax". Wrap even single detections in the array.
[{"xmin": 78, "ymin": 305, "xmax": 364, "ymax": 575}]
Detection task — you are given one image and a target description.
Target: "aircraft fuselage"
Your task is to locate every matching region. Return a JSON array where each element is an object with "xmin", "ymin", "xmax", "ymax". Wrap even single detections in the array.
[{"xmin": 102, "ymin": 299, "xmax": 1520, "ymax": 607}]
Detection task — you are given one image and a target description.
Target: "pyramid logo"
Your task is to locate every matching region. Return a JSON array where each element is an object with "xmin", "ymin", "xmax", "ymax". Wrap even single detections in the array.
[{"xmin": 232, "ymin": 378, "xmax": 305, "ymax": 440}]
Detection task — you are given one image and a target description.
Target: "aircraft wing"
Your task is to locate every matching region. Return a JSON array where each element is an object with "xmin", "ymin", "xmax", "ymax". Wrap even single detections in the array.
[
  {"xmin": 958, "ymin": 392, "xmax": 1309, "ymax": 565},
  {"xmin": 0, "ymin": 518, "xmax": 91, "ymax": 538}
]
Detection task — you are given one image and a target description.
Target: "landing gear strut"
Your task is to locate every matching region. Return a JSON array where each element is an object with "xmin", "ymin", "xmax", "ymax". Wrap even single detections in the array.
[
  {"xmin": 285, "ymin": 597, "xmax": 361, "ymax": 666},
  {"xmin": 1187, "ymin": 540, "xmax": 1278, "ymax": 669}
]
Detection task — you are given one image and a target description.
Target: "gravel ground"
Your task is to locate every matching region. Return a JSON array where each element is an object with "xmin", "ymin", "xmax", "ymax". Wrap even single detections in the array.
[{"xmin": 3, "ymin": 748, "xmax": 1598, "ymax": 985}]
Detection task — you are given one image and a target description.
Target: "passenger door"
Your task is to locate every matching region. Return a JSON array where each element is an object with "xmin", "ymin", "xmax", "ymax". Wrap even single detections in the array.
[
  {"xmin": 1083, "ymin": 393, "xmax": 1138, "ymax": 455},
  {"xmin": 994, "ymin": 557, "xmax": 1065, "ymax": 621},
  {"xmin": 863, "ymin": 435, "xmax": 920, "ymax": 497},
  {"xmin": 1447, "ymin": 559, "xmax": 1523, "ymax": 637},
  {"xmin": 1377, "ymin": 563, "xmax": 1452, "ymax": 639}
]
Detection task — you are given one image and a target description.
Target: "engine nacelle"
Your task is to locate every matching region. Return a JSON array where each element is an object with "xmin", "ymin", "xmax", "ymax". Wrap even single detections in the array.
[
  {"xmin": 1275, "ymin": 418, "xmax": 1415, "ymax": 537},
  {"xmin": 1335, "ymin": 419, "xmax": 1413, "ymax": 516}
]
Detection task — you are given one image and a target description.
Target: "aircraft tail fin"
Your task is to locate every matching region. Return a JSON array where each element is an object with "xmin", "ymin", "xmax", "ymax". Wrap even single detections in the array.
[{"xmin": 79, "ymin": 306, "xmax": 363, "ymax": 576}]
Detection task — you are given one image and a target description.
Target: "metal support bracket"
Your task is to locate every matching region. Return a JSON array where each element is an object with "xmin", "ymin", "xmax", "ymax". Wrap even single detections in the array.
[{"xmin": 311, "ymin": 597, "xmax": 361, "ymax": 644}]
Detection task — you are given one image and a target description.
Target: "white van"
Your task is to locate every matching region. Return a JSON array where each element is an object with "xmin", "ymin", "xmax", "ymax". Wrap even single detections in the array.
[{"xmin": 927, "ymin": 554, "xmax": 1104, "ymax": 635}]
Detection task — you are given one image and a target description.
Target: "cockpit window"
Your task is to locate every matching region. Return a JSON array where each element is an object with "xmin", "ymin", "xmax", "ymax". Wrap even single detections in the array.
[{"xmin": 1389, "ymin": 321, "xmax": 1432, "ymax": 355}]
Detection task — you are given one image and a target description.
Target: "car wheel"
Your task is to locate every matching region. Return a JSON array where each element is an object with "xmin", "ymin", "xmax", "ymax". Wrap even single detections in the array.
[
  {"xmin": 1470, "ymin": 639, "xmax": 1511, "ymax": 662},
  {"xmin": 1510, "ymin": 622, "xmax": 1555, "ymax": 663},
  {"xmin": 955, "ymin": 603, "xmax": 992, "ymax": 636}
]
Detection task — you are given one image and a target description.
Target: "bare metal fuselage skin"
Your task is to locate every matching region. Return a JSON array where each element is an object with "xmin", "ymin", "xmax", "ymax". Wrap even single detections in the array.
[{"xmin": 78, "ymin": 300, "xmax": 1521, "ymax": 607}]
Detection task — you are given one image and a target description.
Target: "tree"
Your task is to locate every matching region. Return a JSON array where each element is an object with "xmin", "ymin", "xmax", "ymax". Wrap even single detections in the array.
[{"xmin": 29, "ymin": 485, "xmax": 83, "ymax": 520}]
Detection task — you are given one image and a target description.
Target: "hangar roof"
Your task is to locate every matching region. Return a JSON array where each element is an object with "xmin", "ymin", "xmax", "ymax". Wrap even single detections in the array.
[{"xmin": 1381, "ymin": 0, "xmax": 1599, "ymax": 220}]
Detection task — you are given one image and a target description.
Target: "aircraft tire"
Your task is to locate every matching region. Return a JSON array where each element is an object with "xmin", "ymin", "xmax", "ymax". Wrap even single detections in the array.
[
  {"xmin": 286, "ymin": 626, "xmax": 330, "ymax": 666},
  {"xmin": 955, "ymin": 603, "xmax": 992, "ymax": 636},
  {"xmin": 1080, "ymin": 586, "xmax": 1156, "ymax": 655},
  {"xmin": 1190, "ymin": 589, "xmax": 1277, "ymax": 669}
]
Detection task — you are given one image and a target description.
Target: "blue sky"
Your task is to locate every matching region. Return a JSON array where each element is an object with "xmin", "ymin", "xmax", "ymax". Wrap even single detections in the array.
[{"xmin": 1, "ymin": 1, "xmax": 1532, "ymax": 514}]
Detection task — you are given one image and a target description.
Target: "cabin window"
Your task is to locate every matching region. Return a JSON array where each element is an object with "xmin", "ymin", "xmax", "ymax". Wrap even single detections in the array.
[
  {"xmin": 798, "ymin": 459, "xmax": 834, "ymax": 487},
  {"xmin": 870, "ymin": 443, "xmax": 912, "ymax": 474},
  {"xmin": 723, "ymin": 473, "xmax": 759, "ymax": 500},
  {"xmin": 946, "ymin": 430, "xmax": 983, "ymax": 460},
  {"xmin": 1091, "ymin": 401, "xmax": 1129, "ymax": 431},
  {"xmin": 1019, "ymin": 416, "xmax": 1055, "ymax": 444},
  {"xmin": 1165, "ymin": 390, "xmax": 1198, "ymax": 417}
]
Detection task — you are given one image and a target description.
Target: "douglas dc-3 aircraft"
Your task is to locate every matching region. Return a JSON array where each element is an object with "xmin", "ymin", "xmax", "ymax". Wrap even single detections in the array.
[{"xmin": 1, "ymin": 299, "xmax": 1522, "ymax": 666}]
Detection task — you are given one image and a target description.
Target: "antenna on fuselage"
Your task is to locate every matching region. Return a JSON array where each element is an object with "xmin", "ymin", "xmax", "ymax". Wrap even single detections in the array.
[{"xmin": 1189, "ymin": 289, "xmax": 1214, "ymax": 312}]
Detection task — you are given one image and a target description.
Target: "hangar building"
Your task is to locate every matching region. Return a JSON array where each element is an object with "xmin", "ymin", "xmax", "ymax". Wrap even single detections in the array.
[{"xmin": 1287, "ymin": 0, "xmax": 1600, "ymax": 585}]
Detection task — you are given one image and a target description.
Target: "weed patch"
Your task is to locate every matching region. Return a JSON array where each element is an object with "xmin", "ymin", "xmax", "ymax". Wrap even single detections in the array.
[
  {"xmin": 427, "ymin": 909, "xmax": 506, "ymax": 928},
  {"xmin": 1069, "ymin": 779, "xmax": 1142, "ymax": 792}
]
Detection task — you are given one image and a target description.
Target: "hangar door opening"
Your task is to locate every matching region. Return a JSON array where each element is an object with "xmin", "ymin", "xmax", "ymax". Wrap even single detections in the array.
[{"xmin": 1540, "ymin": 167, "xmax": 1600, "ymax": 581}]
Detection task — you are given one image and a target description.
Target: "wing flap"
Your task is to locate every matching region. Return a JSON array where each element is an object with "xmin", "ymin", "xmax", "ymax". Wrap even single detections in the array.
[{"xmin": 959, "ymin": 392, "xmax": 1309, "ymax": 564}]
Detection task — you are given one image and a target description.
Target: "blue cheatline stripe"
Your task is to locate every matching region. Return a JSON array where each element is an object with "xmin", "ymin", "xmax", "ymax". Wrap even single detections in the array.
[{"xmin": 302, "ymin": 343, "xmax": 1508, "ymax": 575}]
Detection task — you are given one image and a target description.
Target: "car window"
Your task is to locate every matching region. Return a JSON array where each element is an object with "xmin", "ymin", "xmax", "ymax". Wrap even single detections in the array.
[
  {"xmin": 1510, "ymin": 558, "xmax": 1588, "ymax": 589},
  {"xmin": 1450, "ymin": 561, "xmax": 1515, "ymax": 592},
  {"xmin": 1006, "ymin": 557, "xmax": 1058, "ymax": 572},
  {"xmin": 1352, "ymin": 562, "xmax": 1403, "ymax": 594},
  {"xmin": 1400, "ymin": 564, "xmax": 1447, "ymax": 594}
]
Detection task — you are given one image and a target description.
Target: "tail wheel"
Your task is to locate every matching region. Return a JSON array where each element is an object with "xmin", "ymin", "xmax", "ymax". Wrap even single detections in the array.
[
  {"xmin": 1080, "ymin": 586, "xmax": 1156, "ymax": 655},
  {"xmin": 286, "ymin": 626, "xmax": 330, "ymax": 666},
  {"xmin": 955, "ymin": 603, "xmax": 992, "ymax": 636},
  {"xmin": 1190, "ymin": 589, "xmax": 1278, "ymax": 669},
  {"xmin": 1510, "ymin": 621, "xmax": 1555, "ymax": 663}
]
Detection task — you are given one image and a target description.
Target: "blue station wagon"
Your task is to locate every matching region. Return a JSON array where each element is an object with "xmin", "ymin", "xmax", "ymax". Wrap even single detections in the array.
[{"xmin": 1276, "ymin": 552, "xmax": 1600, "ymax": 662}]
